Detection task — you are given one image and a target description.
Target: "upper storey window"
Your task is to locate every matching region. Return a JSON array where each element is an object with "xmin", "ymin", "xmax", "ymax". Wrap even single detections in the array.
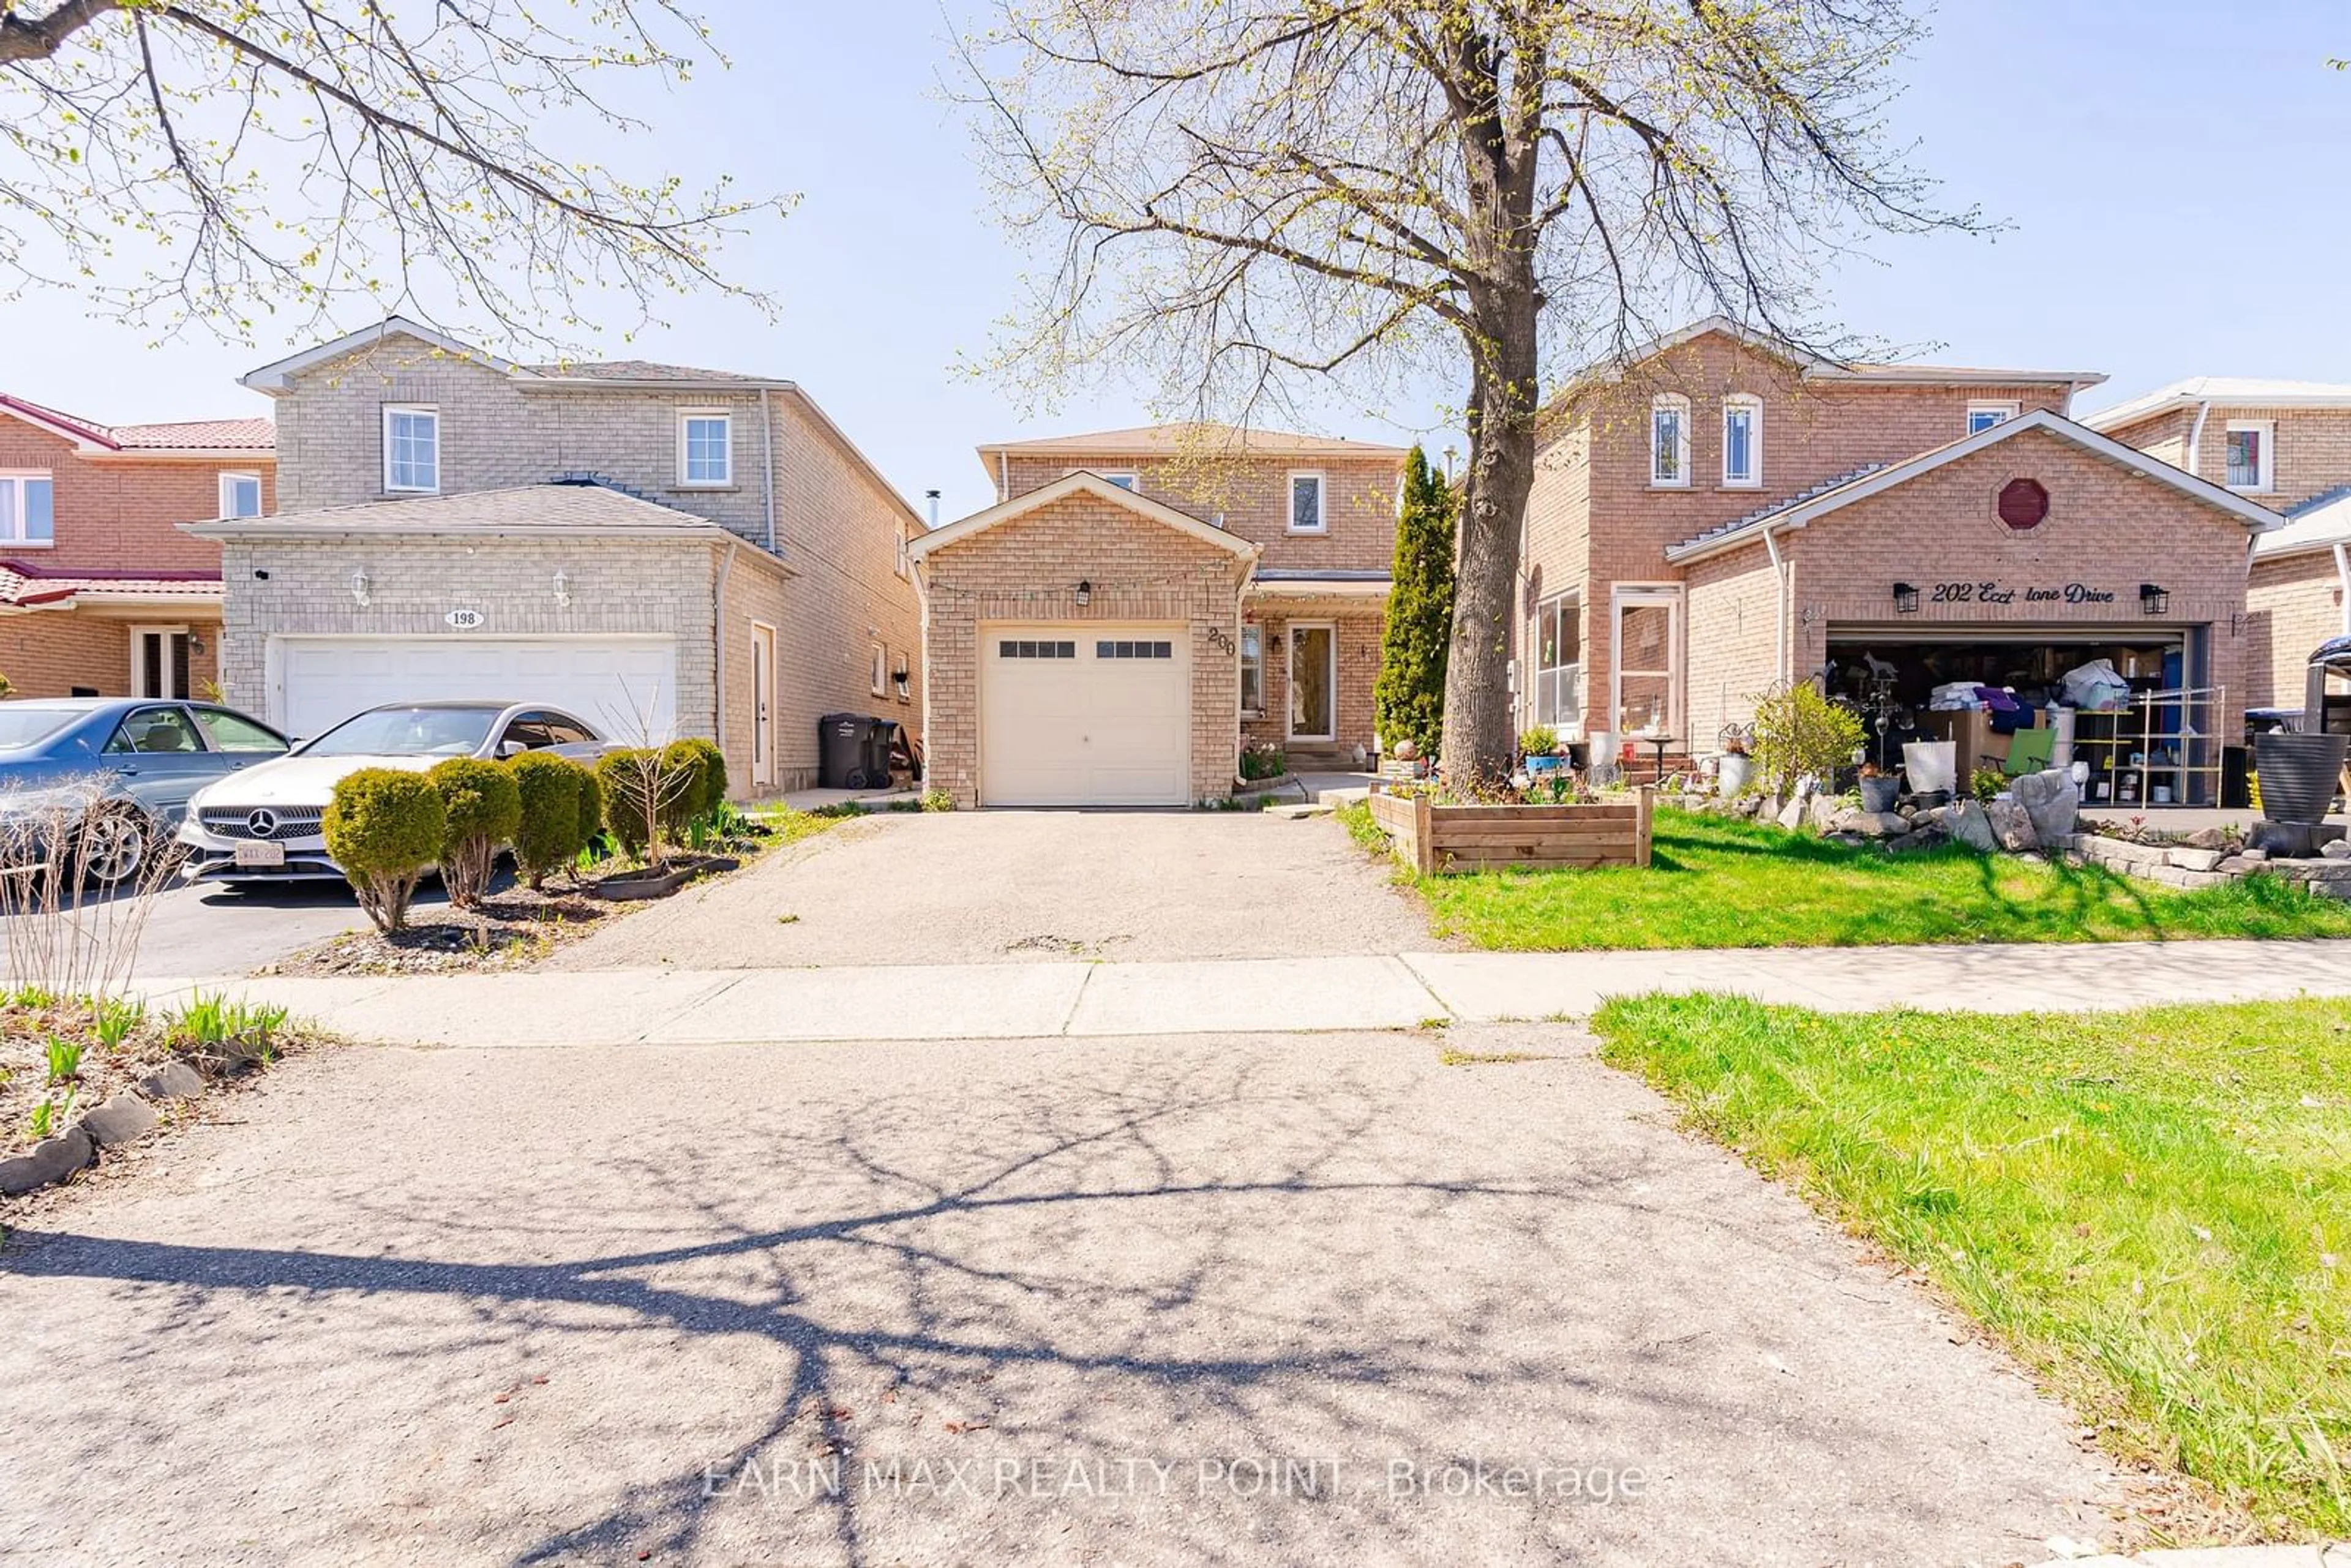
[
  {"xmin": 680, "ymin": 411, "xmax": 732, "ymax": 486},
  {"xmin": 1721, "ymin": 396, "xmax": 1761, "ymax": 488},
  {"xmin": 1967, "ymin": 401, "xmax": 2019, "ymax": 436},
  {"xmin": 0, "ymin": 473, "xmax": 53, "ymax": 546},
  {"xmin": 1649, "ymin": 396, "xmax": 1690, "ymax": 488},
  {"xmin": 219, "ymin": 473, "xmax": 263, "ymax": 519},
  {"xmin": 1100, "ymin": 471, "xmax": 1138, "ymax": 490},
  {"xmin": 2225, "ymin": 421, "xmax": 2274, "ymax": 492},
  {"xmin": 1289, "ymin": 471, "xmax": 1327, "ymax": 532},
  {"xmin": 384, "ymin": 406, "xmax": 440, "ymax": 493}
]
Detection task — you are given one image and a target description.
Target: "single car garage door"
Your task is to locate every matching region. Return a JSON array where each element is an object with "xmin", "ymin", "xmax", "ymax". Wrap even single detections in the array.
[
  {"xmin": 271, "ymin": 636, "xmax": 680, "ymax": 742},
  {"xmin": 980, "ymin": 623, "xmax": 1189, "ymax": 806}
]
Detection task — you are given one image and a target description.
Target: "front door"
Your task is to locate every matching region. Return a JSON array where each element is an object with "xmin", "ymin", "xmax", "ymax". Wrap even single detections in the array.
[
  {"xmin": 1610, "ymin": 587, "xmax": 1682, "ymax": 738},
  {"xmin": 132, "ymin": 626, "xmax": 191, "ymax": 699},
  {"xmin": 750, "ymin": 622, "xmax": 777, "ymax": 789},
  {"xmin": 1288, "ymin": 623, "xmax": 1336, "ymax": 742}
]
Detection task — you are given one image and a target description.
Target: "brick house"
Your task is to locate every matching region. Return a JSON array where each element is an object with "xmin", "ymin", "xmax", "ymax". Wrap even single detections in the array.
[
  {"xmin": 2084, "ymin": 379, "xmax": 2351, "ymax": 715},
  {"xmin": 1517, "ymin": 320, "xmax": 2282, "ymax": 806},
  {"xmin": 192, "ymin": 318, "xmax": 923, "ymax": 795},
  {"xmin": 0, "ymin": 396, "xmax": 275, "ymax": 701},
  {"xmin": 912, "ymin": 426, "xmax": 1408, "ymax": 806}
]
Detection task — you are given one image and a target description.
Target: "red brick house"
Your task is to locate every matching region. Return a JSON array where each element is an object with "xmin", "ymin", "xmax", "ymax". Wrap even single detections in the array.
[
  {"xmin": 912, "ymin": 426, "xmax": 1407, "ymax": 806},
  {"xmin": 2083, "ymin": 378, "xmax": 2351, "ymax": 714},
  {"xmin": 0, "ymin": 395, "xmax": 274, "ymax": 700},
  {"xmin": 1517, "ymin": 320, "xmax": 2282, "ymax": 805}
]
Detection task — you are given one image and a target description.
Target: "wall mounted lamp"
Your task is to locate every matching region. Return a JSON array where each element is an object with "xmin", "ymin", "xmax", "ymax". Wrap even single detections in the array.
[
  {"xmin": 1892, "ymin": 582, "xmax": 1921, "ymax": 615},
  {"xmin": 350, "ymin": 569, "xmax": 372, "ymax": 607},
  {"xmin": 552, "ymin": 568, "xmax": 572, "ymax": 609},
  {"xmin": 1075, "ymin": 579, "xmax": 1092, "ymax": 607},
  {"xmin": 2140, "ymin": 583, "xmax": 2170, "ymax": 617}
]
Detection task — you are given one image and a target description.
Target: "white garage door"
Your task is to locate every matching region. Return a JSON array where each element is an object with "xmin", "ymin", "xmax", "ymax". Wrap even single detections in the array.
[
  {"xmin": 272, "ymin": 636, "xmax": 680, "ymax": 743},
  {"xmin": 980, "ymin": 623, "xmax": 1190, "ymax": 806}
]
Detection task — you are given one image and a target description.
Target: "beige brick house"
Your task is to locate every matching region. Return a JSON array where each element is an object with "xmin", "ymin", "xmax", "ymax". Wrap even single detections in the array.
[
  {"xmin": 0, "ymin": 395, "xmax": 276, "ymax": 700},
  {"xmin": 1518, "ymin": 319, "xmax": 2282, "ymax": 807},
  {"xmin": 193, "ymin": 318, "xmax": 923, "ymax": 793},
  {"xmin": 2084, "ymin": 378, "xmax": 2351, "ymax": 715},
  {"xmin": 912, "ymin": 426, "xmax": 1408, "ymax": 807}
]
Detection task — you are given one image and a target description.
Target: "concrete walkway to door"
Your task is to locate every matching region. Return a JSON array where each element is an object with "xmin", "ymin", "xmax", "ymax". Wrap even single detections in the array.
[{"xmin": 540, "ymin": 810, "xmax": 1438, "ymax": 970}]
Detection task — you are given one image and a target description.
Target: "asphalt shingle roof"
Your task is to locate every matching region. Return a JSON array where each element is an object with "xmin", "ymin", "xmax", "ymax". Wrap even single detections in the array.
[
  {"xmin": 205, "ymin": 479, "xmax": 725, "ymax": 536},
  {"xmin": 1667, "ymin": 463, "xmax": 1888, "ymax": 557}
]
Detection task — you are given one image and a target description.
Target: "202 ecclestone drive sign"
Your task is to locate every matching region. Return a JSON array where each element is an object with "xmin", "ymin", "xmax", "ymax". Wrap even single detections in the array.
[{"xmin": 1927, "ymin": 581, "xmax": 2117, "ymax": 607}]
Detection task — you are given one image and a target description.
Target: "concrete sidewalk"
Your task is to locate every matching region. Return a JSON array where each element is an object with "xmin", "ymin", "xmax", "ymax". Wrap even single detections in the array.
[{"xmin": 135, "ymin": 937, "xmax": 2351, "ymax": 1046}]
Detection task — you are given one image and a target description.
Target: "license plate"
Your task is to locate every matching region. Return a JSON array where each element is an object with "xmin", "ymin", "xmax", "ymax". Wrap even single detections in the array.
[{"xmin": 232, "ymin": 841, "xmax": 287, "ymax": 868}]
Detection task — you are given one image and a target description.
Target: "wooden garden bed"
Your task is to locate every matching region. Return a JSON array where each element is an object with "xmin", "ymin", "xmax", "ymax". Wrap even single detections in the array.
[{"xmin": 1367, "ymin": 786, "xmax": 1655, "ymax": 874}]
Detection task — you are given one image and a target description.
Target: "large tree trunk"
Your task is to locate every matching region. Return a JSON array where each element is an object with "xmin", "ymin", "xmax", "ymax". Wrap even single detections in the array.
[{"xmin": 1441, "ymin": 300, "xmax": 1540, "ymax": 785}]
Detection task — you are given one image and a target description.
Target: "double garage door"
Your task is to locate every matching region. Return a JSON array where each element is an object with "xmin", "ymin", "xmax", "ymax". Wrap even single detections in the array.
[
  {"xmin": 271, "ymin": 636, "xmax": 679, "ymax": 743},
  {"xmin": 980, "ymin": 623, "xmax": 1190, "ymax": 806}
]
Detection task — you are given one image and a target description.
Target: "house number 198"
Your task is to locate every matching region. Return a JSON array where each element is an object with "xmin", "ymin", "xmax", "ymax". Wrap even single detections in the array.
[{"xmin": 446, "ymin": 608, "xmax": 486, "ymax": 629}]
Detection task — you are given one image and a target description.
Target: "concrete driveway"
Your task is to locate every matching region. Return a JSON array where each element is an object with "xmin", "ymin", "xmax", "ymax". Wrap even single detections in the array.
[
  {"xmin": 0, "ymin": 1026, "xmax": 2129, "ymax": 1566},
  {"xmin": 544, "ymin": 809, "xmax": 1439, "ymax": 969}
]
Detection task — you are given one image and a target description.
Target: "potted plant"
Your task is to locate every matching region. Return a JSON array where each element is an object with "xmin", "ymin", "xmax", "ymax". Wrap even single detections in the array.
[
  {"xmin": 1715, "ymin": 733, "xmax": 1755, "ymax": 797},
  {"xmin": 1857, "ymin": 761, "xmax": 1901, "ymax": 814},
  {"xmin": 1518, "ymin": 724, "xmax": 1562, "ymax": 776}
]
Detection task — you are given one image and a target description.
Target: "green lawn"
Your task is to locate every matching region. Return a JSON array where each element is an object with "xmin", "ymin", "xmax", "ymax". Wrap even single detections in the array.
[
  {"xmin": 1340, "ymin": 803, "xmax": 2351, "ymax": 950},
  {"xmin": 1593, "ymin": 995, "xmax": 2351, "ymax": 1539}
]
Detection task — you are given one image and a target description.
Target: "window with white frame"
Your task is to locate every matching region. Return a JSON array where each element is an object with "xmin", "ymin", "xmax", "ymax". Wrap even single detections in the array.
[
  {"xmin": 1649, "ymin": 396, "xmax": 1690, "ymax": 487},
  {"xmin": 1532, "ymin": 591, "xmax": 1581, "ymax": 729},
  {"xmin": 1288, "ymin": 471, "xmax": 1326, "ymax": 532},
  {"xmin": 679, "ymin": 411, "xmax": 732, "ymax": 486},
  {"xmin": 1100, "ymin": 471, "xmax": 1139, "ymax": 490},
  {"xmin": 894, "ymin": 525, "xmax": 910, "ymax": 579},
  {"xmin": 871, "ymin": 643, "xmax": 888, "ymax": 697},
  {"xmin": 1721, "ymin": 396, "xmax": 1761, "ymax": 487},
  {"xmin": 218, "ymin": 472, "xmax": 262, "ymax": 519},
  {"xmin": 0, "ymin": 473, "xmax": 56, "ymax": 546},
  {"xmin": 1967, "ymin": 401, "xmax": 2019, "ymax": 436},
  {"xmin": 2225, "ymin": 420, "xmax": 2274, "ymax": 492},
  {"xmin": 383, "ymin": 406, "xmax": 439, "ymax": 493},
  {"xmin": 1240, "ymin": 625, "xmax": 1264, "ymax": 713}
]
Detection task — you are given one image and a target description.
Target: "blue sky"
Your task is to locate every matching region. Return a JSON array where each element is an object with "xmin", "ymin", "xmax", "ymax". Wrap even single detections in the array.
[{"xmin": 13, "ymin": 0, "xmax": 2351, "ymax": 520}]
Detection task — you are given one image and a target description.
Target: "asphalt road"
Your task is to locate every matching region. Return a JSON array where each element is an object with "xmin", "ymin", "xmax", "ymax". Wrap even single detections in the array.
[{"xmin": 0, "ymin": 1024, "xmax": 2133, "ymax": 1566}]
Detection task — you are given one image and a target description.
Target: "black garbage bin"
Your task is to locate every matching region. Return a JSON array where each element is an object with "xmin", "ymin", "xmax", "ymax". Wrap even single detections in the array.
[{"xmin": 819, "ymin": 714, "xmax": 899, "ymax": 789}]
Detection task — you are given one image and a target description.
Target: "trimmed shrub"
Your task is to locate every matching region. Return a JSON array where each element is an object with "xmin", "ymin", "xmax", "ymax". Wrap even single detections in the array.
[
  {"xmin": 506, "ymin": 751, "xmax": 587, "ymax": 890},
  {"xmin": 661, "ymin": 737, "xmax": 728, "ymax": 825},
  {"xmin": 426, "ymin": 756, "xmax": 520, "ymax": 909},
  {"xmin": 323, "ymin": 768, "xmax": 446, "ymax": 934}
]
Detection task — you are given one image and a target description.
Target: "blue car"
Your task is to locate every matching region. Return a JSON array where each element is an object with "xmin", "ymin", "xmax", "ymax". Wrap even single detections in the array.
[{"xmin": 0, "ymin": 698, "xmax": 291, "ymax": 883}]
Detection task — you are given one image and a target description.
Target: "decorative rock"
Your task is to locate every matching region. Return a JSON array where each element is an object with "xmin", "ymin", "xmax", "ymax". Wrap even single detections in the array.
[
  {"xmin": 136, "ymin": 1060, "xmax": 204, "ymax": 1101},
  {"xmin": 2325, "ymin": 839, "xmax": 2351, "ymax": 861},
  {"xmin": 1945, "ymin": 800, "xmax": 1998, "ymax": 852},
  {"xmin": 1985, "ymin": 799, "xmax": 2039, "ymax": 853},
  {"xmin": 2009, "ymin": 768, "xmax": 2081, "ymax": 846},
  {"xmin": 2239, "ymin": 847, "xmax": 2270, "ymax": 862},
  {"xmin": 78, "ymin": 1090, "xmax": 159, "ymax": 1147},
  {"xmin": 1850, "ymin": 810, "xmax": 1908, "ymax": 838},
  {"xmin": 0, "ymin": 1127, "xmax": 94, "ymax": 1195},
  {"xmin": 1775, "ymin": 796, "xmax": 1807, "ymax": 832},
  {"xmin": 2183, "ymin": 826, "xmax": 2229, "ymax": 850},
  {"xmin": 1807, "ymin": 793, "xmax": 1846, "ymax": 832},
  {"xmin": 2218, "ymin": 856, "xmax": 2263, "ymax": 874},
  {"xmin": 1886, "ymin": 827, "xmax": 1948, "ymax": 853},
  {"xmin": 2167, "ymin": 847, "xmax": 2226, "ymax": 872}
]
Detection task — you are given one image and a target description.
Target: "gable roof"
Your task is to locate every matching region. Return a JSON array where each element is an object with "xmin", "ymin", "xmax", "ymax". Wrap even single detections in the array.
[
  {"xmin": 1664, "ymin": 408, "xmax": 2281, "ymax": 565},
  {"xmin": 2083, "ymin": 376, "xmax": 2351, "ymax": 433},
  {"xmin": 909, "ymin": 470, "xmax": 1263, "ymax": 566},
  {"xmin": 1569, "ymin": 315, "xmax": 2105, "ymax": 396},
  {"xmin": 183, "ymin": 478, "xmax": 782, "ymax": 556},
  {"xmin": 0, "ymin": 395, "xmax": 273, "ymax": 457},
  {"xmin": 2253, "ymin": 486, "xmax": 2351, "ymax": 561},
  {"xmin": 977, "ymin": 422, "xmax": 1409, "ymax": 473}
]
